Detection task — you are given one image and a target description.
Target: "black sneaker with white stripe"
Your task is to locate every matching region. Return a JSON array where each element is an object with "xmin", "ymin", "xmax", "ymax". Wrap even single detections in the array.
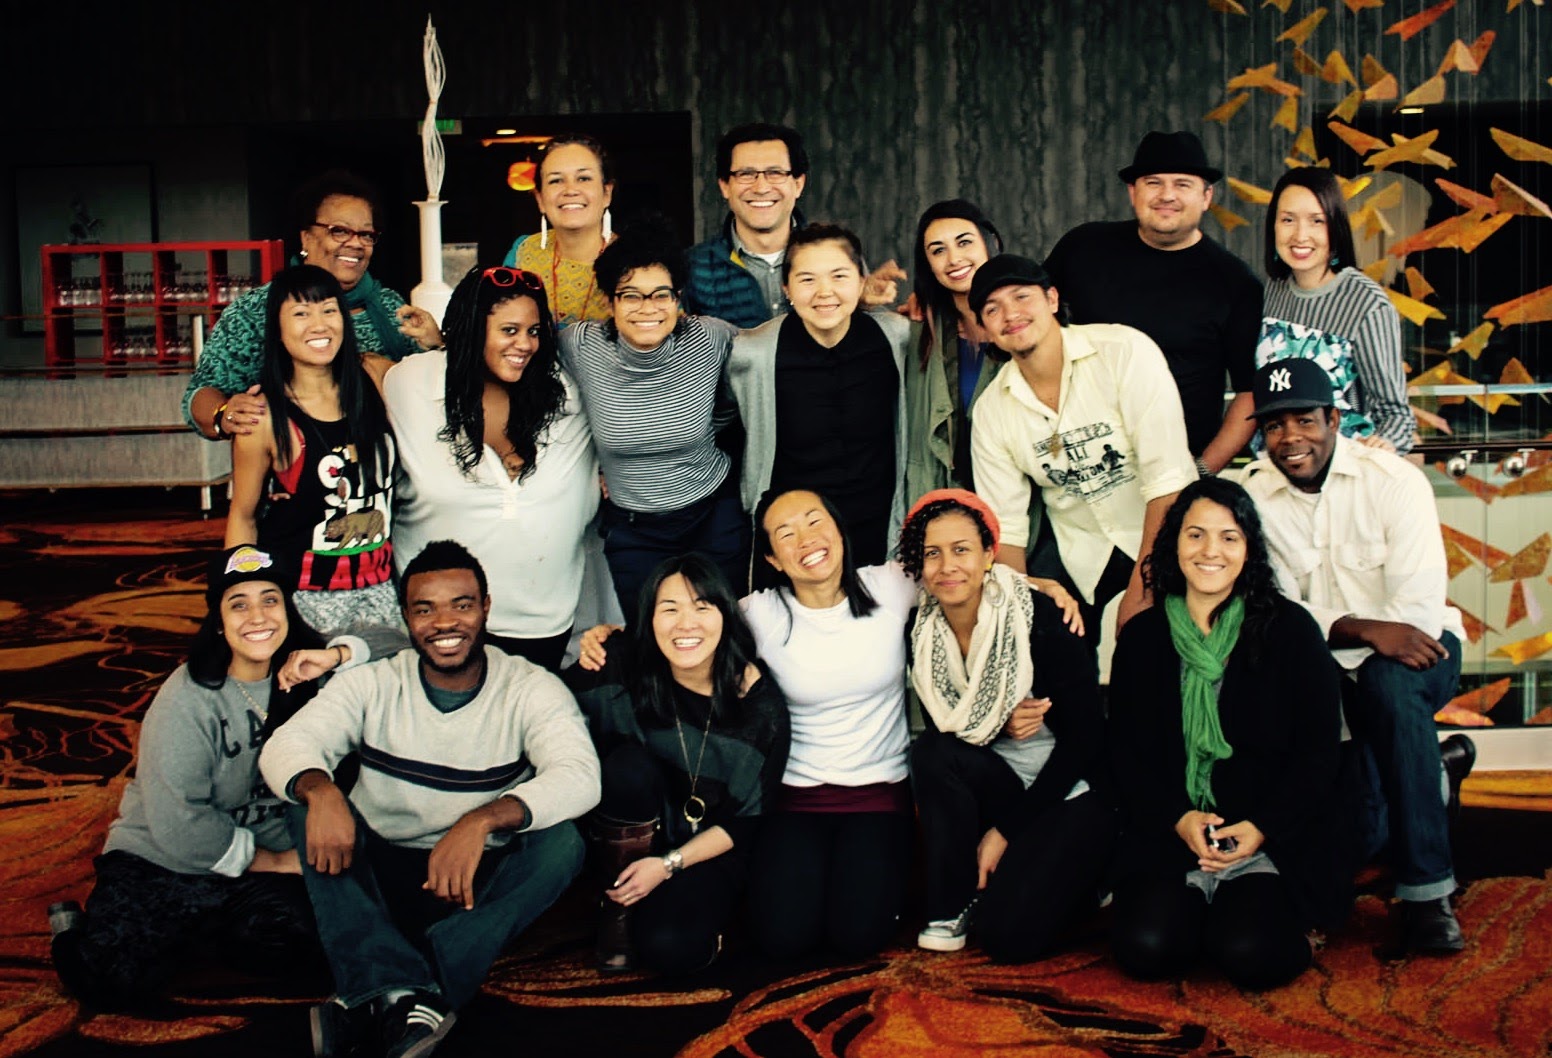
[{"xmin": 380, "ymin": 992, "xmax": 456, "ymax": 1058}]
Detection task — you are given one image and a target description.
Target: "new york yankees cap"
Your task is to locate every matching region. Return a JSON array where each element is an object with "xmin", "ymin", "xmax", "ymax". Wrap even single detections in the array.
[{"xmin": 1248, "ymin": 357, "xmax": 1337, "ymax": 419}]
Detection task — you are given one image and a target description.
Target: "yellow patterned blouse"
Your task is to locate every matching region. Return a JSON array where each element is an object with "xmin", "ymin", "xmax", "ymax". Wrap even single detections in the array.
[{"xmin": 503, "ymin": 233, "xmax": 613, "ymax": 327}]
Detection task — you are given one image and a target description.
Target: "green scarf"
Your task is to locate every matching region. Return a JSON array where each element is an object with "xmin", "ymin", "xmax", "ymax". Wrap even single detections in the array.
[
  {"xmin": 1164, "ymin": 593, "xmax": 1244, "ymax": 811},
  {"xmin": 293, "ymin": 256, "xmax": 417, "ymax": 360}
]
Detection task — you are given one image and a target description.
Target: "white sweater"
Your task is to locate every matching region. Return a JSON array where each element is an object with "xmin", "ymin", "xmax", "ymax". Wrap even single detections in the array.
[{"xmin": 260, "ymin": 647, "xmax": 600, "ymax": 847}]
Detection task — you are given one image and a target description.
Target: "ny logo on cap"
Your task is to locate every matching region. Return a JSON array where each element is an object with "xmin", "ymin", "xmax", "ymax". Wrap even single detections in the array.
[{"xmin": 1268, "ymin": 367, "xmax": 1293, "ymax": 392}]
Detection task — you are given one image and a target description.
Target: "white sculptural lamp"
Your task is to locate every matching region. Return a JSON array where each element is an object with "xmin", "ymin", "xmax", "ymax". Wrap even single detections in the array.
[{"xmin": 411, "ymin": 15, "xmax": 453, "ymax": 325}]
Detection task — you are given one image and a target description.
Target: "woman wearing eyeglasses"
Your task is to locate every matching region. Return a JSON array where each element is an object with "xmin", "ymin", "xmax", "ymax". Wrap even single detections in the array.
[
  {"xmin": 359, "ymin": 264, "xmax": 599, "ymax": 672},
  {"xmin": 559, "ymin": 219, "xmax": 749, "ymax": 622},
  {"xmin": 186, "ymin": 170, "xmax": 444, "ymax": 441},
  {"xmin": 502, "ymin": 133, "xmax": 617, "ymax": 328}
]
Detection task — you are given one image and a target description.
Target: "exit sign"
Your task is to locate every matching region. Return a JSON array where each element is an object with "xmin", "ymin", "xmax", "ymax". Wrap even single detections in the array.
[{"xmin": 416, "ymin": 118, "xmax": 463, "ymax": 135}]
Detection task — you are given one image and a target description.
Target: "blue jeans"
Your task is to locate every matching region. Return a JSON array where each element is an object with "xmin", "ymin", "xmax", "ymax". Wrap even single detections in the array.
[
  {"xmin": 1343, "ymin": 631, "xmax": 1460, "ymax": 902},
  {"xmin": 288, "ymin": 805, "xmax": 583, "ymax": 1009}
]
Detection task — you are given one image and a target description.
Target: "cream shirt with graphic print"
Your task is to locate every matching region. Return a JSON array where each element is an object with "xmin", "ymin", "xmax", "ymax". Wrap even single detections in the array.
[{"xmin": 970, "ymin": 323, "xmax": 1198, "ymax": 603}]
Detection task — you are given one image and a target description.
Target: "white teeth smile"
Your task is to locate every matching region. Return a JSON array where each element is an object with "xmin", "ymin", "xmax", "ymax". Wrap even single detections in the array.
[
  {"xmin": 307, "ymin": 338, "xmax": 333, "ymax": 349},
  {"xmin": 338, "ymin": 255, "xmax": 361, "ymax": 265},
  {"xmin": 947, "ymin": 266, "xmax": 972, "ymax": 281},
  {"xmin": 672, "ymin": 637, "xmax": 703, "ymax": 648},
  {"xmin": 243, "ymin": 628, "xmax": 275, "ymax": 641},
  {"xmin": 800, "ymin": 549, "xmax": 828, "ymax": 568},
  {"xmin": 432, "ymin": 636, "xmax": 462, "ymax": 649}
]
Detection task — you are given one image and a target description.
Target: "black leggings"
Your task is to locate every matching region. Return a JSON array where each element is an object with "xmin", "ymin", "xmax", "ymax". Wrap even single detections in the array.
[
  {"xmin": 747, "ymin": 808, "xmax": 912, "ymax": 961},
  {"xmin": 912, "ymin": 729, "xmax": 1115, "ymax": 962},
  {"xmin": 1110, "ymin": 869, "xmax": 1312, "ymax": 990},
  {"xmin": 51, "ymin": 849, "xmax": 324, "ymax": 1009},
  {"xmin": 598, "ymin": 743, "xmax": 744, "ymax": 975}
]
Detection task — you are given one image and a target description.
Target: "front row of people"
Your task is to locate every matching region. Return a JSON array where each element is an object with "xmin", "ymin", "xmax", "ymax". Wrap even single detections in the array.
[{"xmin": 49, "ymin": 362, "xmax": 1473, "ymax": 1056}]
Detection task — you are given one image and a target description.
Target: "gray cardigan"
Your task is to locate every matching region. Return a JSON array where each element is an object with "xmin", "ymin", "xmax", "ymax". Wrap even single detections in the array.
[{"xmin": 727, "ymin": 310, "xmax": 913, "ymax": 549}]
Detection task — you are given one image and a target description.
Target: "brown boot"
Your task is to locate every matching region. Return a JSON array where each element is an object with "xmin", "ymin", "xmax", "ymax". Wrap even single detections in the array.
[{"xmin": 591, "ymin": 817, "xmax": 657, "ymax": 972}]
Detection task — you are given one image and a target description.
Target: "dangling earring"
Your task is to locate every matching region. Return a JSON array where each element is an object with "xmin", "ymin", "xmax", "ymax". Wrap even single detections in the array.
[
  {"xmin": 540, "ymin": 214, "xmax": 549, "ymax": 250},
  {"xmin": 984, "ymin": 568, "xmax": 1004, "ymax": 605},
  {"xmin": 299, "ymin": 248, "xmax": 308, "ymax": 260},
  {"xmin": 602, "ymin": 208, "xmax": 613, "ymax": 243},
  {"xmin": 1329, "ymin": 253, "xmax": 1339, "ymax": 271}
]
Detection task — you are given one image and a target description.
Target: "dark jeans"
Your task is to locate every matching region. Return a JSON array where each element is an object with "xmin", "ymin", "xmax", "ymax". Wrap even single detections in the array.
[
  {"xmin": 1025, "ymin": 526, "xmax": 1134, "ymax": 650},
  {"xmin": 288, "ymin": 804, "xmax": 583, "ymax": 1010},
  {"xmin": 910, "ymin": 731, "xmax": 1115, "ymax": 962},
  {"xmin": 598, "ymin": 742, "xmax": 744, "ymax": 975},
  {"xmin": 51, "ymin": 849, "xmax": 323, "ymax": 1009},
  {"xmin": 485, "ymin": 628, "xmax": 571, "ymax": 674},
  {"xmin": 747, "ymin": 809, "xmax": 912, "ymax": 960},
  {"xmin": 1342, "ymin": 631, "xmax": 1461, "ymax": 901},
  {"xmin": 1110, "ymin": 870, "xmax": 1312, "ymax": 991},
  {"xmin": 601, "ymin": 475, "xmax": 751, "ymax": 620}
]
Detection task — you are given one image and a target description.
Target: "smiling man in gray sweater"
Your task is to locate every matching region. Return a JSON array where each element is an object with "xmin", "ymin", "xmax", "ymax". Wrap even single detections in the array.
[{"xmin": 260, "ymin": 540, "xmax": 600, "ymax": 1058}]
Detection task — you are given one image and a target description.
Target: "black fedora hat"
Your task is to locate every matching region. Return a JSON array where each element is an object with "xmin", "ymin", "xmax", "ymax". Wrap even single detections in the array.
[{"xmin": 1118, "ymin": 130, "xmax": 1223, "ymax": 184}]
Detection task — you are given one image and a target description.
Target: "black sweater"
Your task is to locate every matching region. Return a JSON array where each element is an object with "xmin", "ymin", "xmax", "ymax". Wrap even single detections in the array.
[{"xmin": 1107, "ymin": 595, "xmax": 1352, "ymax": 928}]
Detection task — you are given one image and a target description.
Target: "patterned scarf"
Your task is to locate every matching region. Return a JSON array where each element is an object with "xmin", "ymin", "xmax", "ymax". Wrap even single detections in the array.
[
  {"xmin": 1164, "ymin": 593, "xmax": 1243, "ymax": 811},
  {"xmin": 910, "ymin": 563, "xmax": 1034, "ymax": 746}
]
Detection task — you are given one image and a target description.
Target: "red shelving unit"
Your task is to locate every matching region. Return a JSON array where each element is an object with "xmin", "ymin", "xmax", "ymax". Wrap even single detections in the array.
[{"xmin": 41, "ymin": 240, "xmax": 285, "ymax": 374}]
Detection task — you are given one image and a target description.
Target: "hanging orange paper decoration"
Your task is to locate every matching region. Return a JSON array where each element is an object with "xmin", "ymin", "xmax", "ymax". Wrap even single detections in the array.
[
  {"xmin": 1385, "ymin": 0, "xmax": 1456, "ymax": 41},
  {"xmin": 506, "ymin": 161, "xmax": 537, "ymax": 191}
]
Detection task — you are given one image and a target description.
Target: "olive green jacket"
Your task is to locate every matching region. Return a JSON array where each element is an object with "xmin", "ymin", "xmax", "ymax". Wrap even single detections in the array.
[{"xmin": 902, "ymin": 312, "xmax": 1000, "ymax": 505}]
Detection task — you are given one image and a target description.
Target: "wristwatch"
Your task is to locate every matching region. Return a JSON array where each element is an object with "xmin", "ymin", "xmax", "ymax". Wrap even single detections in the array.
[
  {"xmin": 1194, "ymin": 456, "xmax": 1212, "ymax": 478},
  {"xmin": 661, "ymin": 848, "xmax": 684, "ymax": 877}
]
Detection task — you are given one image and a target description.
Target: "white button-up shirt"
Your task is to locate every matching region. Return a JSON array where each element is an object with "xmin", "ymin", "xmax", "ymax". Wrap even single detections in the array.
[
  {"xmin": 1238, "ymin": 435, "xmax": 1465, "ymax": 670},
  {"xmin": 971, "ymin": 323, "xmax": 1198, "ymax": 602}
]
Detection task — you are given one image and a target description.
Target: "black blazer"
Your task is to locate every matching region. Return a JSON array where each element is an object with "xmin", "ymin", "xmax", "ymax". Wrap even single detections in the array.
[{"xmin": 1107, "ymin": 595, "xmax": 1352, "ymax": 928}]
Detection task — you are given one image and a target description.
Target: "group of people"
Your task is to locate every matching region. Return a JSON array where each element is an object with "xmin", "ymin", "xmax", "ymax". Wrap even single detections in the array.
[{"xmin": 47, "ymin": 122, "xmax": 1475, "ymax": 1058}]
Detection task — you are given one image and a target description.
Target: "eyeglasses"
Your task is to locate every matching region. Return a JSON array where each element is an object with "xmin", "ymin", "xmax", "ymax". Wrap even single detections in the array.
[
  {"xmin": 311, "ymin": 222, "xmax": 381, "ymax": 246},
  {"xmin": 482, "ymin": 266, "xmax": 546, "ymax": 292},
  {"xmin": 726, "ymin": 168, "xmax": 795, "ymax": 186},
  {"xmin": 614, "ymin": 287, "xmax": 679, "ymax": 308}
]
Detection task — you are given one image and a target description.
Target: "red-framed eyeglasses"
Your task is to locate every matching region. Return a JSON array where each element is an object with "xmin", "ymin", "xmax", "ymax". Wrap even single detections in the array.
[{"xmin": 482, "ymin": 266, "xmax": 546, "ymax": 292}]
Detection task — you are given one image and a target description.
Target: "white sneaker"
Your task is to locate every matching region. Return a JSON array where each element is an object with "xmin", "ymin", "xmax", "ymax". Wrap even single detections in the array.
[{"xmin": 917, "ymin": 900, "xmax": 975, "ymax": 952}]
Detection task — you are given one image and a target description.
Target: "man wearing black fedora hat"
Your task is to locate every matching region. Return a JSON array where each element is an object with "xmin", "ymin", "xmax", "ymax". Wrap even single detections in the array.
[
  {"xmin": 1045, "ymin": 130, "xmax": 1262, "ymax": 479},
  {"xmin": 1238, "ymin": 358, "xmax": 1474, "ymax": 958}
]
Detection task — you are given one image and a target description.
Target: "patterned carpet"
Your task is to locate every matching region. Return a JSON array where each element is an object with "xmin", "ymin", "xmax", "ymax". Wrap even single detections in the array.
[{"xmin": 2, "ymin": 490, "xmax": 1550, "ymax": 1058}]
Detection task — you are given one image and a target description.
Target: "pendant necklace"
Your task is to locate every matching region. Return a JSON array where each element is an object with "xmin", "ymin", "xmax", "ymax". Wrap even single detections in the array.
[
  {"xmin": 671, "ymin": 695, "xmax": 715, "ymax": 834},
  {"xmin": 231, "ymin": 675, "xmax": 269, "ymax": 723}
]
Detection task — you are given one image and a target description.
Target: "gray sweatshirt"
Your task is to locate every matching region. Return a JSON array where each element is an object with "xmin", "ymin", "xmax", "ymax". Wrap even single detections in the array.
[{"xmin": 104, "ymin": 665, "xmax": 291, "ymax": 876}]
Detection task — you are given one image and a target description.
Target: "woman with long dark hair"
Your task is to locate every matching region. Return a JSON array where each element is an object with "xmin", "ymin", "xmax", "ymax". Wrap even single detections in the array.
[
  {"xmin": 740, "ymin": 487, "xmax": 919, "ymax": 959},
  {"xmin": 227, "ymin": 265, "xmax": 398, "ymax": 638},
  {"xmin": 1258, "ymin": 167, "xmax": 1413, "ymax": 453},
  {"xmin": 903, "ymin": 200, "xmax": 1005, "ymax": 501},
  {"xmin": 569, "ymin": 554, "xmax": 789, "ymax": 973},
  {"xmin": 370, "ymin": 263, "xmax": 598, "ymax": 671},
  {"xmin": 1107, "ymin": 477, "xmax": 1349, "ymax": 990},
  {"xmin": 899, "ymin": 489, "xmax": 1112, "ymax": 960},
  {"xmin": 48, "ymin": 546, "xmax": 327, "ymax": 1009}
]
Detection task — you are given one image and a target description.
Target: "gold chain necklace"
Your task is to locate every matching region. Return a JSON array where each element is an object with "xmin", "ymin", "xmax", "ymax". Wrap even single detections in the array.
[
  {"xmin": 231, "ymin": 676, "xmax": 269, "ymax": 722},
  {"xmin": 671, "ymin": 694, "xmax": 716, "ymax": 834}
]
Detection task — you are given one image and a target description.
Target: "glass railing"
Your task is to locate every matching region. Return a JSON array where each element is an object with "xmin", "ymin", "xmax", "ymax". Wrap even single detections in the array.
[{"xmin": 1413, "ymin": 382, "xmax": 1552, "ymax": 734}]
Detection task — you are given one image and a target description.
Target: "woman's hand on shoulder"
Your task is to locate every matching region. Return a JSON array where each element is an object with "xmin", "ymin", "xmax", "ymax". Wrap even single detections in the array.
[
  {"xmin": 395, "ymin": 304, "xmax": 444, "ymax": 349},
  {"xmin": 277, "ymin": 646, "xmax": 346, "ymax": 691},
  {"xmin": 861, "ymin": 259, "xmax": 907, "ymax": 308},
  {"xmin": 223, "ymin": 385, "xmax": 269, "ymax": 438},
  {"xmin": 578, "ymin": 624, "xmax": 624, "ymax": 672},
  {"xmin": 1357, "ymin": 434, "xmax": 1397, "ymax": 454},
  {"xmin": 1028, "ymin": 577, "xmax": 1084, "ymax": 638}
]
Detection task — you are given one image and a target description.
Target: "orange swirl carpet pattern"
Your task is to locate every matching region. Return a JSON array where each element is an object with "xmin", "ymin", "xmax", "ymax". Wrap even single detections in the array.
[{"xmin": 2, "ymin": 497, "xmax": 1550, "ymax": 1058}]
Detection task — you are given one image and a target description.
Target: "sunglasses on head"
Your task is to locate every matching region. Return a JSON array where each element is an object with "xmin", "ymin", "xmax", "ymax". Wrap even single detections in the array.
[{"xmin": 481, "ymin": 266, "xmax": 546, "ymax": 292}]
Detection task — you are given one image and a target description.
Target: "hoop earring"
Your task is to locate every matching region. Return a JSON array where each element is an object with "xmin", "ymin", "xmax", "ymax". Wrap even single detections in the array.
[
  {"xmin": 602, "ymin": 208, "xmax": 613, "ymax": 243},
  {"xmin": 540, "ymin": 214, "xmax": 549, "ymax": 250}
]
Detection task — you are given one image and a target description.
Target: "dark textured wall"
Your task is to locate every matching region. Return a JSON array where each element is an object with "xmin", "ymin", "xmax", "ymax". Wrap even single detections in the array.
[{"xmin": 5, "ymin": 1, "xmax": 1546, "ymax": 280}]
